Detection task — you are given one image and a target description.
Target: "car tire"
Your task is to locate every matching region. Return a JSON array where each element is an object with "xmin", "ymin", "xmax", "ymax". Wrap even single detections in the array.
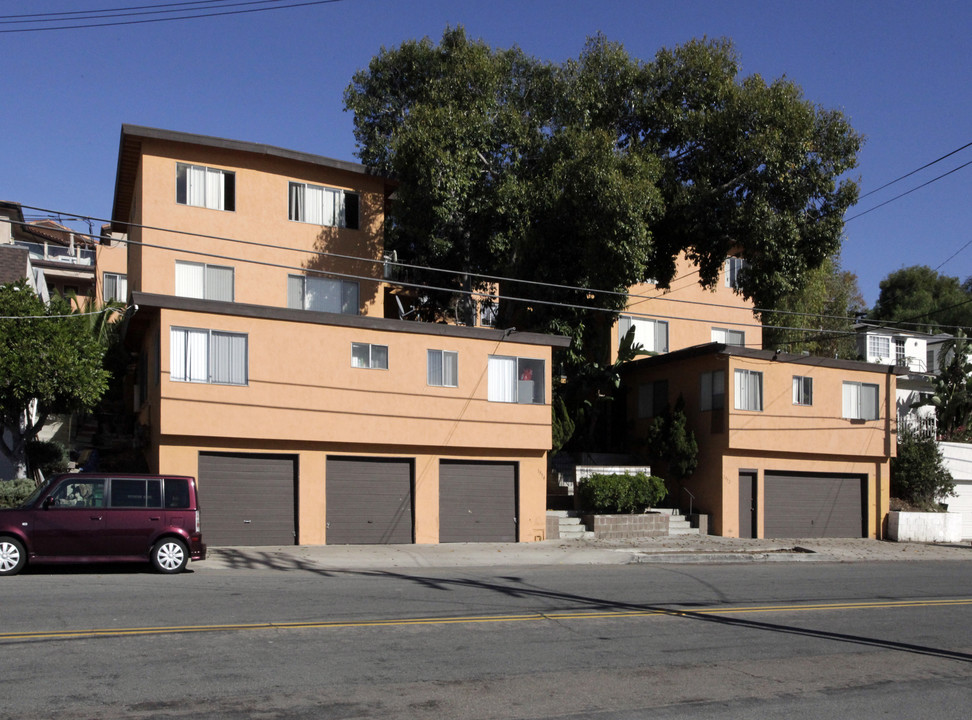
[
  {"xmin": 151, "ymin": 538, "xmax": 189, "ymax": 574},
  {"xmin": 0, "ymin": 537, "xmax": 26, "ymax": 576}
]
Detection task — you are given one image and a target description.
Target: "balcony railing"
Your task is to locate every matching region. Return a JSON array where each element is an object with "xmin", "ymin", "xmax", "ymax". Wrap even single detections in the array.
[
  {"xmin": 897, "ymin": 412, "xmax": 937, "ymax": 439},
  {"xmin": 13, "ymin": 240, "xmax": 95, "ymax": 266}
]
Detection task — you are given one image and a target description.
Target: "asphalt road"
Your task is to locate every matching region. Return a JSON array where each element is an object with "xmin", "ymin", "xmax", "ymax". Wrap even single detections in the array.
[{"xmin": 2, "ymin": 560, "xmax": 970, "ymax": 719}]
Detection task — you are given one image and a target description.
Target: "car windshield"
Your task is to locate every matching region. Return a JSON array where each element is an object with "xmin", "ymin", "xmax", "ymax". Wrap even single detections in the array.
[{"xmin": 20, "ymin": 478, "xmax": 54, "ymax": 508}]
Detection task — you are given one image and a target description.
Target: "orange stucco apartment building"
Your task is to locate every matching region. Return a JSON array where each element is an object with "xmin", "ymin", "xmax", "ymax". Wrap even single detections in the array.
[
  {"xmin": 613, "ymin": 258, "xmax": 896, "ymax": 539},
  {"xmin": 110, "ymin": 125, "xmax": 569, "ymax": 547}
]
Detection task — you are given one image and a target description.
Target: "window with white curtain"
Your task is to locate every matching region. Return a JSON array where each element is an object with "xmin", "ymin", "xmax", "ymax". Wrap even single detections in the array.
[
  {"xmin": 488, "ymin": 356, "xmax": 544, "ymax": 404},
  {"xmin": 288, "ymin": 182, "xmax": 359, "ymax": 229},
  {"xmin": 170, "ymin": 327, "xmax": 247, "ymax": 385},
  {"xmin": 175, "ymin": 261, "xmax": 234, "ymax": 302},
  {"xmin": 792, "ymin": 376, "xmax": 813, "ymax": 406},
  {"xmin": 734, "ymin": 369, "xmax": 763, "ymax": 411},
  {"xmin": 427, "ymin": 350, "xmax": 458, "ymax": 387},
  {"xmin": 711, "ymin": 327, "xmax": 745, "ymax": 346},
  {"xmin": 700, "ymin": 370, "xmax": 725, "ymax": 411},
  {"xmin": 351, "ymin": 343, "xmax": 388, "ymax": 369},
  {"xmin": 287, "ymin": 274, "xmax": 359, "ymax": 315},
  {"xmin": 724, "ymin": 257, "xmax": 747, "ymax": 289},
  {"xmin": 619, "ymin": 316, "xmax": 669, "ymax": 353},
  {"xmin": 176, "ymin": 163, "xmax": 235, "ymax": 211},
  {"xmin": 842, "ymin": 381, "xmax": 879, "ymax": 420},
  {"xmin": 103, "ymin": 272, "xmax": 127, "ymax": 302}
]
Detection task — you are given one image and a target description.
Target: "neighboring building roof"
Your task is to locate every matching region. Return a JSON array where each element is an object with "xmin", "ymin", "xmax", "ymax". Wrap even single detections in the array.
[
  {"xmin": 111, "ymin": 124, "xmax": 392, "ymax": 232},
  {"xmin": 853, "ymin": 322, "xmax": 951, "ymax": 341},
  {"xmin": 126, "ymin": 291, "xmax": 573, "ymax": 349},
  {"xmin": 620, "ymin": 342, "xmax": 906, "ymax": 376}
]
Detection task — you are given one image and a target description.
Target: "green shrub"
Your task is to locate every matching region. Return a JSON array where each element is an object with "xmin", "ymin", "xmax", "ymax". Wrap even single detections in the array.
[
  {"xmin": 26, "ymin": 440, "xmax": 69, "ymax": 477},
  {"xmin": 891, "ymin": 430, "xmax": 954, "ymax": 511},
  {"xmin": 0, "ymin": 477, "xmax": 38, "ymax": 508},
  {"xmin": 576, "ymin": 472, "xmax": 667, "ymax": 514}
]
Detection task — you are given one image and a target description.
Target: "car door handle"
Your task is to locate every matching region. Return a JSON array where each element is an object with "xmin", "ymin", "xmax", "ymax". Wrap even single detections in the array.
[
  {"xmin": 149, "ymin": 516, "xmax": 161, "ymax": 521},
  {"xmin": 90, "ymin": 516, "xmax": 102, "ymax": 521}
]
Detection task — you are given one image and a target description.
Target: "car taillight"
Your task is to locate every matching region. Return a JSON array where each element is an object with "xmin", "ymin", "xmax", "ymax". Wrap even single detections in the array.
[{"xmin": 195, "ymin": 510, "xmax": 200, "ymax": 533}]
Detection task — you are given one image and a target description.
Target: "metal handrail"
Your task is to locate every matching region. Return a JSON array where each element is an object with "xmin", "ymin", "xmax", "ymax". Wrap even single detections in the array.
[{"xmin": 681, "ymin": 487, "xmax": 695, "ymax": 519}]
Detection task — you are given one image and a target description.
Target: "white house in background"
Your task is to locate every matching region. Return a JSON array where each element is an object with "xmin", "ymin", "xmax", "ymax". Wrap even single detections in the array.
[{"xmin": 855, "ymin": 323, "xmax": 940, "ymax": 438}]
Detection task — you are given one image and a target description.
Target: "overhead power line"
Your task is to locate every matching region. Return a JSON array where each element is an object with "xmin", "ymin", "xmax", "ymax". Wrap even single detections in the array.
[
  {"xmin": 859, "ymin": 140, "xmax": 972, "ymax": 199},
  {"xmin": 0, "ymin": 0, "xmax": 343, "ymax": 33},
  {"xmin": 845, "ymin": 158, "xmax": 972, "ymax": 222},
  {"xmin": 15, "ymin": 203, "xmax": 972, "ymax": 337}
]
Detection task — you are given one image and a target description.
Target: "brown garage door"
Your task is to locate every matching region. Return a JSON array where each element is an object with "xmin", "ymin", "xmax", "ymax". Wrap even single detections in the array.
[
  {"xmin": 439, "ymin": 461, "xmax": 517, "ymax": 543},
  {"xmin": 198, "ymin": 453, "xmax": 297, "ymax": 546},
  {"xmin": 763, "ymin": 472, "xmax": 865, "ymax": 538},
  {"xmin": 325, "ymin": 457, "xmax": 413, "ymax": 544}
]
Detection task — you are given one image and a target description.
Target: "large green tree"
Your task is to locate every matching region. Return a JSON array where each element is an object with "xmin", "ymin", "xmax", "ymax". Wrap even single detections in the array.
[
  {"xmin": 345, "ymin": 28, "xmax": 861, "ymax": 367},
  {"xmin": 762, "ymin": 254, "xmax": 866, "ymax": 358},
  {"xmin": 0, "ymin": 281, "xmax": 110, "ymax": 478},
  {"xmin": 869, "ymin": 265, "xmax": 972, "ymax": 334}
]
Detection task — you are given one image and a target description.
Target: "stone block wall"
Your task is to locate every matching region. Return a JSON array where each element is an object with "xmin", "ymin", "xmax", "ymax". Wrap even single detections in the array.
[{"xmin": 580, "ymin": 513, "xmax": 669, "ymax": 540}]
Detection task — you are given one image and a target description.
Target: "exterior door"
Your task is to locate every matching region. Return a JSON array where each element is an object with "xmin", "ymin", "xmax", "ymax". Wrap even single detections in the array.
[
  {"xmin": 439, "ymin": 461, "xmax": 517, "ymax": 543},
  {"xmin": 738, "ymin": 471, "xmax": 757, "ymax": 539},
  {"xmin": 325, "ymin": 457, "xmax": 413, "ymax": 544}
]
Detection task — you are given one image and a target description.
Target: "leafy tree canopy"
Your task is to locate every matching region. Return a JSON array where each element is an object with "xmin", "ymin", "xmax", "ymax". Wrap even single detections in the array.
[
  {"xmin": 762, "ymin": 254, "xmax": 866, "ymax": 358},
  {"xmin": 346, "ymin": 28, "xmax": 862, "ymax": 364},
  {"xmin": 0, "ymin": 281, "xmax": 111, "ymax": 477},
  {"xmin": 869, "ymin": 265, "xmax": 972, "ymax": 334}
]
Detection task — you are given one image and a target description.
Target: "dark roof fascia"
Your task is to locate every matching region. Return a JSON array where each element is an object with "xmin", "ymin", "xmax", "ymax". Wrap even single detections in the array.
[
  {"xmin": 621, "ymin": 342, "xmax": 905, "ymax": 375},
  {"xmin": 130, "ymin": 292, "xmax": 572, "ymax": 348},
  {"xmin": 111, "ymin": 124, "xmax": 393, "ymax": 232},
  {"xmin": 852, "ymin": 322, "xmax": 944, "ymax": 340}
]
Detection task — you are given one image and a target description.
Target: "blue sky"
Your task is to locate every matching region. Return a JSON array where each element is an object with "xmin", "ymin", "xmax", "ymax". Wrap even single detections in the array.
[{"xmin": 3, "ymin": 0, "xmax": 970, "ymax": 307}]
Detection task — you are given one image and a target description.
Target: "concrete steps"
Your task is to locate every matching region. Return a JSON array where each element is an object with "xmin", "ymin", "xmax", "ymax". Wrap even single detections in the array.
[
  {"xmin": 546, "ymin": 510, "xmax": 595, "ymax": 540},
  {"xmin": 658, "ymin": 508, "xmax": 701, "ymax": 536}
]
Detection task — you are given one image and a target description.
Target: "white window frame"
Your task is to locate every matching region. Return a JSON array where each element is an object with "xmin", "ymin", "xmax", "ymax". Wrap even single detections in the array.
[
  {"xmin": 175, "ymin": 261, "xmax": 235, "ymax": 302},
  {"xmin": 427, "ymin": 350, "xmax": 459, "ymax": 387},
  {"xmin": 488, "ymin": 355, "xmax": 545, "ymax": 404},
  {"xmin": 867, "ymin": 334, "xmax": 891, "ymax": 360},
  {"xmin": 700, "ymin": 370, "xmax": 725, "ymax": 412},
  {"xmin": 842, "ymin": 381, "xmax": 879, "ymax": 420},
  {"xmin": 711, "ymin": 327, "xmax": 745, "ymax": 347},
  {"xmin": 351, "ymin": 343, "xmax": 388, "ymax": 370},
  {"xmin": 619, "ymin": 316, "xmax": 669, "ymax": 353},
  {"xmin": 288, "ymin": 182, "xmax": 360, "ymax": 229},
  {"xmin": 792, "ymin": 375, "xmax": 813, "ymax": 406},
  {"xmin": 724, "ymin": 257, "xmax": 746, "ymax": 289},
  {"xmin": 170, "ymin": 327, "xmax": 248, "ymax": 386},
  {"xmin": 734, "ymin": 369, "xmax": 763, "ymax": 411},
  {"xmin": 176, "ymin": 163, "xmax": 235, "ymax": 211},
  {"xmin": 287, "ymin": 274, "xmax": 359, "ymax": 315},
  {"xmin": 103, "ymin": 272, "xmax": 127, "ymax": 303}
]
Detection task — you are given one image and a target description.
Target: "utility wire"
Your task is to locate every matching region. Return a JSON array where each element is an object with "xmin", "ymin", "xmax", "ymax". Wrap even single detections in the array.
[
  {"xmin": 0, "ymin": 1, "xmax": 237, "ymax": 22},
  {"xmin": 845, "ymin": 159, "xmax": 972, "ymax": 222},
  {"xmin": 15, "ymin": 205, "xmax": 972, "ymax": 336},
  {"xmin": 0, "ymin": 0, "xmax": 342, "ymax": 33},
  {"xmin": 859, "ymin": 140, "xmax": 972, "ymax": 199}
]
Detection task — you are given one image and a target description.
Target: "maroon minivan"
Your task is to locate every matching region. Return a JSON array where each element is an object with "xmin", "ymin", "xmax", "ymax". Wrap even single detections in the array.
[{"xmin": 0, "ymin": 473, "xmax": 206, "ymax": 576}]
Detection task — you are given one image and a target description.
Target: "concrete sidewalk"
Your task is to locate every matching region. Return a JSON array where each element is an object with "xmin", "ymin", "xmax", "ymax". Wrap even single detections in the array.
[{"xmin": 198, "ymin": 535, "xmax": 972, "ymax": 572}]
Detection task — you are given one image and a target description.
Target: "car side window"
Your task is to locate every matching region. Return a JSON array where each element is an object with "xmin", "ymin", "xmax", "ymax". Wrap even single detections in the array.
[
  {"xmin": 109, "ymin": 479, "xmax": 164, "ymax": 508},
  {"xmin": 50, "ymin": 479, "xmax": 105, "ymax": 508},
  {"xmin": 163, "ymin": 478, "xmax": 191, "ymax": 509}
]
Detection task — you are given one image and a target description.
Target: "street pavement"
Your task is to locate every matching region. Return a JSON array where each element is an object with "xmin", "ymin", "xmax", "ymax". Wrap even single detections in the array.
[{"xmin": 199, "ymin": 534, "xmax": 972, "ymax": 572}]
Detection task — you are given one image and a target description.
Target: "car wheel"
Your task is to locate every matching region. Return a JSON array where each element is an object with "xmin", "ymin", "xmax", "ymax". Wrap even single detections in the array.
[
  {"xmin": 0, "ymin": 537, "xmax": 26, "ymax": 576},
  {"xmin": 151, "ymin": 538, "xmax": 189, "ymax": 574}
]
